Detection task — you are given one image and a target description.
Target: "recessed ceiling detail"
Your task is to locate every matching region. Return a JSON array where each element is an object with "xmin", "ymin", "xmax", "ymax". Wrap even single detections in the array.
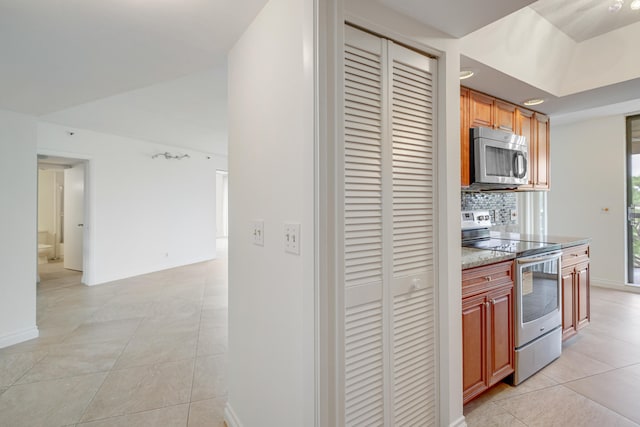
[{"xmin": 530, "ymin": 0, "xmax": 640, "ymax": 42}]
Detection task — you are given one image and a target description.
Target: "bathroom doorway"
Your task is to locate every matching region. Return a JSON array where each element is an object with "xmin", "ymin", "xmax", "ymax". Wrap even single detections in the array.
[{"xmin": 37, "ymin": 155, "xmax": 89, "ymax": 283}]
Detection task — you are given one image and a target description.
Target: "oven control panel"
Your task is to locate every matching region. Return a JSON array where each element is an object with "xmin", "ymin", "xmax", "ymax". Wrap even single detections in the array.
[{"xmin": 461, "ymin": 210, "xmax": 492, "ymax": 230}]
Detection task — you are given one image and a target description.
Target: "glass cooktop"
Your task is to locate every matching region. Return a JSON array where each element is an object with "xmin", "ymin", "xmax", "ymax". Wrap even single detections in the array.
[{"xmin": 463, "ymin": 238, "xmax": 561, "ymax": 258}]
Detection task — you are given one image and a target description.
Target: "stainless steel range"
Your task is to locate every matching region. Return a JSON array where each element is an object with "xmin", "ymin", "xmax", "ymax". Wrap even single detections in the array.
[{"xmin": 462, "ymin": 210, "xmax": 563, "ymax": 385}]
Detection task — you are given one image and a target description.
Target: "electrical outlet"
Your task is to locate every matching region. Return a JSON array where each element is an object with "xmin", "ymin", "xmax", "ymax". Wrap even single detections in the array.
[
  {"xmin": 252, "ymin": 220, "xmax": 264, "ymax": 246},
  {"xmin": 284, "ymin": 223, "xmax": 300, "ymax": 255},
  {"xmin": 510, "ymin": 209, "xmax": 518, "ymax": 221}
]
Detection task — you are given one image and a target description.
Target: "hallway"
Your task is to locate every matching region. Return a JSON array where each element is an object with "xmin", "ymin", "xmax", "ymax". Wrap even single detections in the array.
[{"xmin": 0, "ymin": 254, "xmax": 228, "ymax": 426}]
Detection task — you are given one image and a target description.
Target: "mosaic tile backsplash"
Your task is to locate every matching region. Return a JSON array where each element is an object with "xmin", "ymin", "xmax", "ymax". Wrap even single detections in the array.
[{"xmin": 461, "ymin": 192, "xmax": 516, "ymax": 226}]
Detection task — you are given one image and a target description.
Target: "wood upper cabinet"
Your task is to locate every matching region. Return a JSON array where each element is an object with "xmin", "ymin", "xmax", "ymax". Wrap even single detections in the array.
[
  {"xmin": 461, "ymin": 87, "xmax": 470, "ymax": 187},
  {"xmin": 494, "ymin": 100, "xmax": 516, "ymax": 132},
  {"xmin": 469, "ymin": 90, "xmax": 494, "ymax": 128},
  {"xmin": 469, "ymin": 90, "xmax": 516, "ymax": 132},
  {"xmin": 516, "ymin": 108, "xmax": 535, "ymax": 190},
  {"xmin": 533, "ymin": 113, "xmax": 550, "ymax": 190},
  {"xmin": 462, "ymin": 261, "xmax": 514, "ymax": 404},
  {"xmin": 461, "ymin": 86, "xmax": 550, "ymax": 190},
  {"xmin": 561, "ymin": 244, "xmax": 590, "ymax": 341}
]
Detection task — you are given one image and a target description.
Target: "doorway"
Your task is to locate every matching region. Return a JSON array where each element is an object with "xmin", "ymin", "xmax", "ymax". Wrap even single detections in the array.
[
  {"xmin": 37, "ymin": 155, "xmax": 88, "ymax": 283},
  {"xmin": 626, "ymin": 115, "xmax": 640, "ymax": 285}
]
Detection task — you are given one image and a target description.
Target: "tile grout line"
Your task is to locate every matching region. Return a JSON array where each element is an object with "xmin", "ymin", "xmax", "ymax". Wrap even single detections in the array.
[
  {"xmin": 75, "ymin": 313, "xmax": 144, "ymax": 424},
  {"xmin": 186, "ymin": 275, "xmax": 208, "ymax": 427},
  {"xmin": 557, "ymin": 382, "xmax": 640, "ymax": 427}
]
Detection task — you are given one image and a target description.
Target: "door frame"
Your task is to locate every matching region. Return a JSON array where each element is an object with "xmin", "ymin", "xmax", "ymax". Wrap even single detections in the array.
[
  {"xmin": 37, "ymin": 149, "xmax": 93, "ymax": 285},
  {"xmin": 626, "ymin": 115, "xmax": 640, "ymax": 286}
]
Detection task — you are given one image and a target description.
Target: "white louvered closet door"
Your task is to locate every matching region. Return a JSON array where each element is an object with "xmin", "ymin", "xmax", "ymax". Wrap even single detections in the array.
[{"xmin": 342, "ymin": 25, "xmax": 437, "ymax": 427}]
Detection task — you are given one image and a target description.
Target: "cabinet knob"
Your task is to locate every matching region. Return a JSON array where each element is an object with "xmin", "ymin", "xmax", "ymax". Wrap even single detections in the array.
[
  {"xmin": 484, "ymin": 276, "xmax": 491, "ymax": 281},
  {"xmin": 485, "ymin": 302, "xmax": 490, "ymax": 308},
  {"xmin": 490, "ymin": 299, "xmax": 495, "ymax": 305}
]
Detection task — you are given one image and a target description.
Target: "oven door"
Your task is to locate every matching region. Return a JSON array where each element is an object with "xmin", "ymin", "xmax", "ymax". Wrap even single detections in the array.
[
  {"xmin": 514, "ymin": 251, "xmax": 562, "ymax": 347},
  {"xmin": 474, "ymin": 137, "xmax": 528, "ymax": 186}
]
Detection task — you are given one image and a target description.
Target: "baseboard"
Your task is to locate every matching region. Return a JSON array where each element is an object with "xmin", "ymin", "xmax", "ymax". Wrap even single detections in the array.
[
  {"xmin": 450, "ymin": 415, "xmax": 467, "ymax": 427},
  {"xmin": 224, "ymin": 402, "xmax": 243, "ymax": 427},
  {"xmin": 592, "ymin": 278, "xmax": 640, "ymax": 294},
  {"xmin": 0, "ymin": 326, "xmax": 39, "ymax": 349}
]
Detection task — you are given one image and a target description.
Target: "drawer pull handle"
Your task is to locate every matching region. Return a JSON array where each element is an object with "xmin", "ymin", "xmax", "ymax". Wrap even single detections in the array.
[
  {"xmin": 484, "ymin": 276, "xmax": 491, "ymax": 281},
  {"xmin": 572, "ymin": 254, "xmax": 579, "ymax": 257}
]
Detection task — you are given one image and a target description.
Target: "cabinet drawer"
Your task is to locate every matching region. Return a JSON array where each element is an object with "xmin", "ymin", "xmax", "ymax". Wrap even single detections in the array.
[
  {"xmin": 462, "ymin": 261, "xmax": 513, "ymax": 297},
  {"xmin": 562, "ymin": 244, "xmax": 589, "ymax": 267}
]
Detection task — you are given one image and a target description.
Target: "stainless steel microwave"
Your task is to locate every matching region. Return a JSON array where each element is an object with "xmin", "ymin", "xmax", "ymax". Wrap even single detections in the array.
[{"xmin": 470, "ymin": 127, "xmax": 528, "ymax": 189}]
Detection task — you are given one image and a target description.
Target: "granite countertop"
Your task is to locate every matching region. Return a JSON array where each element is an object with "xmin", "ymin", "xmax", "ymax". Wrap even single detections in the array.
[
  {"xmin": 462, "ymin": 247, "xmax": 516, "ymax": 270},
  {"xmin": 489, "ymin": 232, "xmax": 591, "ymax": 249},
  {"xmin": 462, "ymin": 233, "xmax": 591, "ymax": 269}
]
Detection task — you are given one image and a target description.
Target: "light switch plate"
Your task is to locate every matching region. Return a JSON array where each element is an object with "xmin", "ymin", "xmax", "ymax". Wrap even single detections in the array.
[
  {"xmin": 252, "ymin": 220, "xmax": 264, "ymax": 246},
  {"xmin": 284, "ymin": 223, "xmax": 300, "ymax": 255}
]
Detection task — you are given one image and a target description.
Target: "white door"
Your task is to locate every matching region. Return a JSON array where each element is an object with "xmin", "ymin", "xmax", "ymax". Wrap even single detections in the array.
[
  {"xmin": 64, "ymin": 163, "xmax": 84, "ymax": 271},
  {"xmin": 341, "ymin": 26, "xmax": 437, "ymax": 426}
]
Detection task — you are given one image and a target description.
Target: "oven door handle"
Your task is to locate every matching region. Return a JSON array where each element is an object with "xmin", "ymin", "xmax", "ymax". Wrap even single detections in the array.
[{"xmin": 516, "ymin": 253, "xmax": 561, "ymax": 265}]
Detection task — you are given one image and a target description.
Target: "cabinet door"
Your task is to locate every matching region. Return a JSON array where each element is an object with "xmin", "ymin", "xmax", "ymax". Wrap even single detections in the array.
[
  {"xmin": 461, "ymin": 87, "xmax": 470, "ymax": 187},
  {"xmin": 576, "ymin": 261, "xmax": 590, "ymax": 329},
  {"xmin": 469, "ymin": 91, "xmax": 493, "ymax": 128},
  {"xmin": 561, "ymin": 267, "xmax": 577, "ymax": 341},
  {"xmin": 462, "ymin": 294, "xmax": 488, "ymax": 403},
  {"xmin": 494, "ymin": 100, "xmax": 516, "ymax": 132},
  {"xmin": 534, "ymin": 113, "xmax": 550, "ymax": 189},
  {"xmin": 487, "ymin": 285, "xmax": 514, "ymax": 386},
  {"xmin": 516, "ymin": 108, "xmax": 535, "ymax": 190}
]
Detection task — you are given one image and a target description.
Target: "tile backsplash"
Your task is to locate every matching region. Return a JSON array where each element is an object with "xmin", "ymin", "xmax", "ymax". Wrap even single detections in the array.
[{"xmin": 461, "ymin": 192, "xmax": 516, "ymax": 226}]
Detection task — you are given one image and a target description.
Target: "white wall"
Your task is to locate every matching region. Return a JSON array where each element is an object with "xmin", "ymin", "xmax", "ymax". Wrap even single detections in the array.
[
  {"xmin": 226, "ymin": 0, "xmax": 316, "ymax": 425},
  {"xmin": 344, "ymin": 2, "xmax": 465, "ymax": 425},
  {"xmin": 548, "ymin": 116, "xmax": 627, "ymax": 287},
  {"xmin": 37, "ymin": 122, "xmax": 222, "ymax": 285},
  {"xmin": 0, "ymin": 109, "xmax": 39, "ymax": 348}
]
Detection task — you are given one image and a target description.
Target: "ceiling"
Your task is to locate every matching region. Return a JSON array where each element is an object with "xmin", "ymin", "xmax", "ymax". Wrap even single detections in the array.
[
  {"xmin": 2, "ymin": 0, "xmax": 640, "ymax": 154},
  {"xmin": 531, "ymin": 0, "xmax": 640, "ymax": 42},
  {"xmin": 0, "ymin": 0, "xmax": 267, "ymax": 153},
  {"xmin": 379, "ymin": 0, "xmax": 536, "ymax": 38}
]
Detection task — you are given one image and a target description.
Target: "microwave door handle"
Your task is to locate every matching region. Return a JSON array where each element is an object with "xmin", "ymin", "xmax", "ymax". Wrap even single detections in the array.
[{"xmin": 513, "ymin": 152, "xmax": 527, "ymax": 179}]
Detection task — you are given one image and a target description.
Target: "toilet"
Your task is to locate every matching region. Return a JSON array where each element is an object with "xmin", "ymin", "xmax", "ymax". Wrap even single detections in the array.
[{"xmin": 38, "ymin": 230, "xmax": 53, "ymax": 264}]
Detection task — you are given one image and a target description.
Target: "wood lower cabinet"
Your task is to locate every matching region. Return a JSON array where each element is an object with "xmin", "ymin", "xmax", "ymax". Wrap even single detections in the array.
[
  {"xmin": 462, "ymin": 261, "xmax": 515, "ymax": 404},
  {"xmin": 561, "ymin": 244, "xmax": 590, "ymax": 341}
]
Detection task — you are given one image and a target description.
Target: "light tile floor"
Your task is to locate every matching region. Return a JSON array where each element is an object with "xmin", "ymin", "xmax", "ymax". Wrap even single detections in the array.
[
  {"xmin": 465, "ymin": 286, "xmax": 640, "ymax": 427},
  {"xmin": 0, "ymin": 248, "xmax": 228, "ymax": 427},
  {"xmin": 4, "ymin": 250, "xmax": 640, "ymax": 426}
]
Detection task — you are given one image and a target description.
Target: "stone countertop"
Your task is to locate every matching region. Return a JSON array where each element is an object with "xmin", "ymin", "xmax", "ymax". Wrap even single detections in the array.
[
  {"xmin": 462, "ymin": 247, "xmax": 516, "ymax": 270},
  {"xmin": 489, "ymin": 232, "xmax": 591, "ymax": 249}
]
